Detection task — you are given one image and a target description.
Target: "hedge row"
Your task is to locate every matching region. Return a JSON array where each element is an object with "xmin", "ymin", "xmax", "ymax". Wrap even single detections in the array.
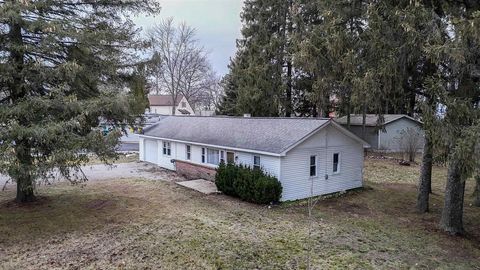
[{"xmin": 215, "ymin": 162, "xmax": 282, "ymax": 204}]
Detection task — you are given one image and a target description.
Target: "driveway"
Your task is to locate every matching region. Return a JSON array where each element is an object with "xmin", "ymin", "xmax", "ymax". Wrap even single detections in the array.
[
  {"xmin": 0, "ymin": 162, "xmax": 185, "ymax": 189},
  {"xmin": 118, "ymin": 142, "xmax": 139, "ymax": 152}
]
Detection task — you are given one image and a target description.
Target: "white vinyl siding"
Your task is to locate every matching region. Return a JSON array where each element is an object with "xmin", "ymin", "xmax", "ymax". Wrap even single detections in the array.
[
  {"xmin": 235, "ymin": 151, "xmax": 280, "ymax": 178},
  {"xmin": 280, "ymin": 125, "xmax": 364, "ymax": 201}
]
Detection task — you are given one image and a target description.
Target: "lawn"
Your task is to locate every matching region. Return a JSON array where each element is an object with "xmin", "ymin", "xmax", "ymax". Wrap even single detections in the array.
[{"xmin": 0, "ymin": 159, "xmax": 479, "ymax": 269}]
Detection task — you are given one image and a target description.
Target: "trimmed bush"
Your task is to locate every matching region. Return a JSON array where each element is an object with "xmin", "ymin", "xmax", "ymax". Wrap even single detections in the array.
[{"xmin": 215, "ymin": 162, "xmax": 282, "ymax": 204}]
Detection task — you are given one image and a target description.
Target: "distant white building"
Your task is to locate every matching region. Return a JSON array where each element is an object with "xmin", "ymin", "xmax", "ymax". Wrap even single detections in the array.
[
  {"xmin": 196, "ymin": 110, "xmax": 215, "ymax": 116},
  {"xmin": 139, "ymin": 116, "xmax": 369, "ymax": 201},
  {"xmin": 147, "ymin": 95, "xmax": 194, "ymax": 115}
]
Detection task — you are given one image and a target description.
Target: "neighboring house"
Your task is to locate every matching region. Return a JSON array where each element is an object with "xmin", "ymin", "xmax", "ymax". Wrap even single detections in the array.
[
  {"xmin": 139, "ymin": 116, "xmax": 369, "ymax": 201},
  {"xmin": 335, "ymin": 114, "xmax": 424, "ymax": 152},
  {"xmin": 147, "ymin": 95, "xmax": 194, "ymax": 115}
]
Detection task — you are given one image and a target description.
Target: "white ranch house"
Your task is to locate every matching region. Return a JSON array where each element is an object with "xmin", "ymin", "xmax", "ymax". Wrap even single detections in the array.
[{"xmin": 139, "ymin": 116, "xmax": 370, "ymax": 201}]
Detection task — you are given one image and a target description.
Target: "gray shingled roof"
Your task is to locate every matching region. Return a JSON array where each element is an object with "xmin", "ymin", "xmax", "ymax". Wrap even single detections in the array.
[
  {"xmin": 335, "ymin": 114, "xmax": 422, "ymax": 127},
  {"xmin": 148, "ymin": 95, "xmax": 184, "ymax": 106},
  {"xmin": 143, "ymin": 116, "xmax": 330, "ymax": 154}
]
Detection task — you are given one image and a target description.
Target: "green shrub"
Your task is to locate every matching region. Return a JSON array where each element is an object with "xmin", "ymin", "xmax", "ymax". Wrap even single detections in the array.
[{"xmin": 215, "ymin": 162, "xmax": 282, "ymax": 204}]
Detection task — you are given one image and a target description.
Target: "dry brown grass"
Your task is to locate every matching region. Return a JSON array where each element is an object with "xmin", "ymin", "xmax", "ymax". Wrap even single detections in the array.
[{"xmin": 0, "ymin": 158, "xmax": 479, "ymax": 269}]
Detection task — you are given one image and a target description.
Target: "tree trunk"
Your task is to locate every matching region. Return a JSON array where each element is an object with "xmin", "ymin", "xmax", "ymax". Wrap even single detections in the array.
[
  {"xmin": 284, "ymin": 0, "xmax": 293, "ymax": 118},
  {"xmin": 416, "ymin": 134, "xmax": 433, "ymax": 212},
  {"xmin": 361, "ymin": 103, "xmax": 367, "ymax": 140},
  {"xmin": 8, "ymin": 4, "xmax": 35, "ymax": 203},
  {"xmin": 474, "ymin": 174, "xmax": 480, "ymax": 207},
  {"xmin": 346, "ymin": 100, "xmax": 351, "ymax": 129},
  {"xmin": 409, "ymin": 151, "xmax": 415, "ymax": 163},
  {"xmin": 285, "ymin": 60, "xmax": 292, "ymax": 117},
  {"xmin": 440, "ymin": 159, "xmax": 466, "ymax": 235},
  {"xmin": 15, "ymin": 141, "xmax": 36, "ymax": 203}
]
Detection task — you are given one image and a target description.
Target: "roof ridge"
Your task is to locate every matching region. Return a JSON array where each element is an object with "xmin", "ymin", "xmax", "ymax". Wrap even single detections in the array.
[{"xmin": 160, "ymin": 115, "xmax": 331, "ymax": 120}]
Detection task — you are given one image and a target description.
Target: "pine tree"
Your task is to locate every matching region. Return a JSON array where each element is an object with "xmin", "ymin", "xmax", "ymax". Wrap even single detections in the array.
[
  {"xmin": 0, "ymin": 0, "xmax": 160, "ymax": 202},
  {"xmin": 219, "ymin": 0, "xmax": 294, "ymax": 117},
  {"xmin": 425, "ymin": 0, "xmax": 480, "ymax": 233}
]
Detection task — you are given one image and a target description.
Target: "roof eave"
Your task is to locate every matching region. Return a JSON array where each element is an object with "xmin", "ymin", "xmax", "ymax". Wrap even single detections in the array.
[{"xmin": 139, "ymin": 134, "xmax": 284, "ymax": 157}]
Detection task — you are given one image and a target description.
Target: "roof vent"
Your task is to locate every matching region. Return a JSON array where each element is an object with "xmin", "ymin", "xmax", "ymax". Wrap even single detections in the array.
[{"xmin": 243, "ymin": 113, "xmax": 251, "ymax": 118}]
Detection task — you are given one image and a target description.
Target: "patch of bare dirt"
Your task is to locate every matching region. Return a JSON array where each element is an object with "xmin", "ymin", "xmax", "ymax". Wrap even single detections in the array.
[
  {"xmin": 0, "ymin": 196, "xmax": 51, "ymax": 210},
  {"xmin": 85, "ymin": 199, "xmax": 113, "ymax": 210},
  {"xmin": 382, "ymin": 182, "xmax": 417, "ymax": 192},
  {"xmin": 319, "ymin": 198, "xmax": 375, "ymax": 217}
]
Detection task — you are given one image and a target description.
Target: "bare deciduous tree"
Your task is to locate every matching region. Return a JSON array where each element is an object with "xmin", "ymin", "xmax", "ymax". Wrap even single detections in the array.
[
  {"xmin": 396, "ymin": 127, "xmax": 423, "ymax": 162},
  {"xmin": 148, "ymin": 18, "xmax": 210, "ymax": 114},
  {"xmin": 195, "ymin": 71, "xmax": 224, "ymax": 112}
]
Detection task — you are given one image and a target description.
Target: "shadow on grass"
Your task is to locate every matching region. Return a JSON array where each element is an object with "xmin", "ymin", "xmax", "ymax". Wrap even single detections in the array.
[{"xmin": 0, "ymin": 183, "xmax": 135, "ymax": 245}]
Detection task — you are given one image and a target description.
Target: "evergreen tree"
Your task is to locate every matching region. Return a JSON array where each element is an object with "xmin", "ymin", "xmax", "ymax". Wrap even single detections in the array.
[
  {"xmin": 216, "ymin": 58, "xmax": 241, "ymax": 115},
  {"xmin": 0, "ymin": 0, "xmax": 160, "ymax": 202},
  {"xmin": 219, "ymin": 0, "xmax": 295, "ymax": 117}
]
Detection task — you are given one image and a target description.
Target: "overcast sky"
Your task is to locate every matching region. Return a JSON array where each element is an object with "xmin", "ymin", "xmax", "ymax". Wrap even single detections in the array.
[{"xmin": 134, "ymin": 0, "xmax": 244, "ymax": 75}]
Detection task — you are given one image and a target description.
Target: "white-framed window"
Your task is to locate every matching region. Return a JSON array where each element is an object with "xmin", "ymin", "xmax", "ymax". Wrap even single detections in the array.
[
  {"xmin": 163, "ymin": 141, "xmax": 171, "ymax": 156},
  {"xmin": 310, "ymin": 155, "xmax": 317, "ymax": 177},
  {"xmin": 207, "ymin": 148, "xmax": 220, "ymax": 165},
  {"xmin": 181, "ymin": 101, "xmax": 186, "ymax": 108},
  {"xmin": 220, "ymin": 150, "xmax": 225, "ymax": 164},
  {"xmin": 201, "ymin": 147, "xmax": 222, "ymax": 165},
  {"xmin": 253, "ymin": 155, "xmax": 261, "ymax": 169},
  {"xmin": 333, "ymin": 153, "xmax": 340, "ymax": 173},
  {"xmin": 186, "ymin": 145, "xmax": 191, "ymax": 160}
]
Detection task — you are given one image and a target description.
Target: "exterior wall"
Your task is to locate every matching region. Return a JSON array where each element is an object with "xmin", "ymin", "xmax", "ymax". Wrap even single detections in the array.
[
  {"xmin": 344, "ymin": 125, "xmax": 378, "ymax": 149},
  {"xmin": 280, "ymin": 125, "xmax": 364, "ymax": 201},
  {"xmin": 379, "ymin": 118, "xmax": 424, "ymax": 152},
  {"xmin": 139, "ymin": 136, "xmax": 281, "ymax": 180},
  {"xmin": 149, "ymin": 105, "xmax": 174, "ymax": 115},
  {"xmin": 235, "ymin": 151, "xmax": 281, "ymax": 178},
  {"xmin": 139, "ymin": 138, "xmax": 145, "ymax": 161}
]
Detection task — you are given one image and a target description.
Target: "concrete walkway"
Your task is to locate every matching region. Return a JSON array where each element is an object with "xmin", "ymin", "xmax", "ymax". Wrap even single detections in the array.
[{"xmin": 176, "ymin": 179, "xmax": 220, "ymax": 195}]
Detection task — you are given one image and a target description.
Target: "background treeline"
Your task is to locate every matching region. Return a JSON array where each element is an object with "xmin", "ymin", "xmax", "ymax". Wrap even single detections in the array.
[{"xmin": 217, "ymin": 0, "xmax": 480, "ymax": 235}]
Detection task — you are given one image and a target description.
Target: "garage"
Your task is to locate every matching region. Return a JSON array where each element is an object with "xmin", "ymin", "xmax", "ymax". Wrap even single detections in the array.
[{"xmin": 144, "ymin": 139, "xmax": 158, "ymax": 164}]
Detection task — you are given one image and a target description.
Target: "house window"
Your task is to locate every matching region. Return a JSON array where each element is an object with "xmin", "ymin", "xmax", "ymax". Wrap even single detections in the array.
[
  {"xmin": 163, "ymin": 142, "xmax": 171, "ymax": 156},
  {"xmin": 207, "ymin": 148, "xmax": 220, "ymax": 165},
  {"xmin": 310, "ymin": 155, "xmax": 316, "ymax": 177},
  {"xmin": 181, "ymin": 101, "xmax": 186, "ymax": 108},
  {"xmin": 186, "ymin": 145, "xmax": 191, "ymax": 160},
  {"xmin": 220, "ymin": 151, "xmax": 225, "ymax": 163},
  {"xmin": 333, "ymin": 153, "xmax": 340, "ymax": 173},
  {"xmin": 202, "ymin": 148, "xmax": 206, "ymax": 163},
  {"xmin": 253, "ymin": 156, "xmax": 261, "ymax": 169}
]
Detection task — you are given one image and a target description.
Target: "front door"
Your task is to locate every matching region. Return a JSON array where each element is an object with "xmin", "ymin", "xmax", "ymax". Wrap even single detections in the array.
[{"xmin": 226, "ymin": 152, "xmax": 235, "ymax": 164}]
